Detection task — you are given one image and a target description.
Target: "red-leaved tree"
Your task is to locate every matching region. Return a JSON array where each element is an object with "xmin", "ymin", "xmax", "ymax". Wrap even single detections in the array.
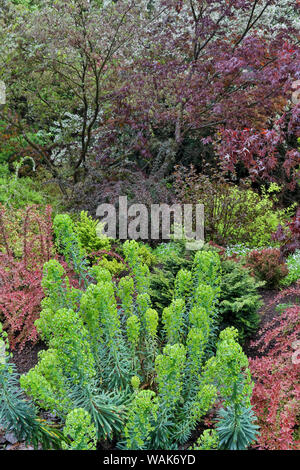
[{"xmin": 106, "ymin": 0, "xmax": 300, "ymax": 184}]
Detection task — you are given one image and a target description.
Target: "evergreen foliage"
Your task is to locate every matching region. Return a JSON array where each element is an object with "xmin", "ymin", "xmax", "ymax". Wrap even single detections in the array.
[{"xmin": 218, "ymin": 260, "xmax": 263, "ymax": 342}]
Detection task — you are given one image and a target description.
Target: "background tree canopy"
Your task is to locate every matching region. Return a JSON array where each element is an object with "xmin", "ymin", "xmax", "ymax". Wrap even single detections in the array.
[{"xmin": 0, "ymin": 0, "xmax": 298, "ymax": 199}]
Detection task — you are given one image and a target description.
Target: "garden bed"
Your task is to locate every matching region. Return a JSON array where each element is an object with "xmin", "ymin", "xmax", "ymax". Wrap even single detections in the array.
[{"xmin": 4, "ymin": 282, "xmax": 298, "ymax": 452}]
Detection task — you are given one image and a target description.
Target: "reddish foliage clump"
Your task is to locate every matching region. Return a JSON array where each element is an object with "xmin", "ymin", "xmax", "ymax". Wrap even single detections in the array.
[
  {"xmin": 0, "ymin": 205, "xmax": 54, "ymax": 350},
  {"xmin": 207, "ymin": 241, "xmax": 226, "ymax": 258},
  {"xmin": 218, "ymin": 110, "xmax": 300, "ymax": 190},
  {"xmin": 272, "ymin": 206, "xmax": 300, "ymax": 258},
  {"xmin": 249, "ymin": 301, "xmax": 300, "ymax": 450},
  {"xmin": 245, "ymin": 248, "xmax": 288, "ymax": 288}
]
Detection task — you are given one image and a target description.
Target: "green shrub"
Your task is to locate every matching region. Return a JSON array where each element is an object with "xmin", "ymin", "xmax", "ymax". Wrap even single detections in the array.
[
  {"xmin": 174, "ymin": 165, "xmax": 295, "ymax": 247},
  {"xmin": 74, "ymin": 210, "xmax": 111, "ymax": 254},
  {"xmin": 97, "ymin": 257, "xmax": 126, "ymax": 276},
  {"xmin": 0, "ymin": 161, "xmax": 44, "ymax": 208},
  {"xmin": 280, "ymin": 250, "xmax": 300, "ymax": 286},
  {"xmin": 218, "ymin": 260, "xmax": 263, "ymax": 341},
  {"xmin": 223, "ymin": 184, "xmax": 294, "ymax": 248},
  {"xmin": 0, "ymin": 160, "xmax": 63, "ymax": 211},
  {"xmin": 190, "ymin": 429, "xmax": 219, "ymax": 450}
]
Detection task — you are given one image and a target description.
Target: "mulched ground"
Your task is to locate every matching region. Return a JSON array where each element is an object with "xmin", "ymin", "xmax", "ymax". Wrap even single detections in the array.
[
  {"xmin": 11, "ymin": 341, "xmax": 46, "ymax": 375},
  {"xmin": 243, "ymin": 287, "xmax": 279, "ymax": 359}
]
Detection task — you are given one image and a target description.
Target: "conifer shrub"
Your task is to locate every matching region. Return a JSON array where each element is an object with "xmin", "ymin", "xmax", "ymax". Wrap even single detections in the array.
[
  {"xmin": 218, "ymin": 260, "xmax": 263, "ymax": 342},
  {"xmin": 149, "ymin": 242, "xmax": 193, "ymax": 313},
  {"xmin": 73, "ymin": 210, "xmax": 111, "ymax": 255}
]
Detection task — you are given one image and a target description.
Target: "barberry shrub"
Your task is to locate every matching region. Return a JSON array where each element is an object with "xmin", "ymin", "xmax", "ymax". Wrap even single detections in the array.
[
  {"xmin": 249, "ymin": 302, "xmax": 300, "ymax": 450},
  {"xmin": 20, "ymin": 216, "xmax": 257, "ymax": 450},
  {"xmin": 245, "ymin": 248, "xmax": 289, "ymax": 289},
  {"xmin": 0, "ymin": 205, "xmax": 54, "ymax": 349}
]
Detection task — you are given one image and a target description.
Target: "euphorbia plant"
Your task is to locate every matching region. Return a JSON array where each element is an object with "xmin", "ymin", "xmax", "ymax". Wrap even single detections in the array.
[
  {"xmin": 0, "ymin": 320, "xmax": 67, "ymax": 449},
  {"xmin": 20, "ymin": 214, "xmax": 258, "ymax": 449}
]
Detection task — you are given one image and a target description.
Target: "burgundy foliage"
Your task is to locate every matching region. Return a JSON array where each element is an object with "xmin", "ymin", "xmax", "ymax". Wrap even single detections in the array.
[
  {"xmin": 218, "ymin": 109, "xmax": 300, "ymax": 188},
  {"xmin": 103, "ymin": 0, "xmax": 300, "ymax": 186},
  {"xmin": 245, "ymin": 248, "xmax": 289, "ymax": 288}
]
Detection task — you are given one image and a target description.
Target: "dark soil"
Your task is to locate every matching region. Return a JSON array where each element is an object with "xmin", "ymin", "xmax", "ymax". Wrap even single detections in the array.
[{"xmin": 11, "ymin": 341, "xmax": 46, "ymax": 375}]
